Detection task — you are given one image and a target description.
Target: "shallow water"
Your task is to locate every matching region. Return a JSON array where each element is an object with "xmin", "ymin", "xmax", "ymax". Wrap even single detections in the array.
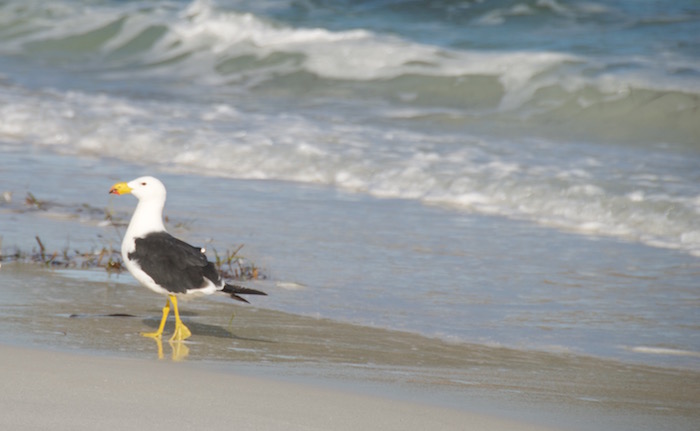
[{"xmin": 1, "ymin": 148, "xmax": 698, "ymax": 372}]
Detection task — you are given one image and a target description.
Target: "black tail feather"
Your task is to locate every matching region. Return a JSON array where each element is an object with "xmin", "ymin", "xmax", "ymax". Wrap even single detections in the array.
[{"xmin": 223, "ymin": 283, "xmax": 267, "ymax": 303}]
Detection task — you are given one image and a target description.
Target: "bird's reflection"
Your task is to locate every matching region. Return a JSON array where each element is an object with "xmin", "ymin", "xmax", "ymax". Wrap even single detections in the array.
[
  {"xmin": 141, "ymin": 317, "xmax": 272, "ymax": 361},
  {"xmin": 149, "ymin": 337, "xmax": 190, "ymax": 361}
]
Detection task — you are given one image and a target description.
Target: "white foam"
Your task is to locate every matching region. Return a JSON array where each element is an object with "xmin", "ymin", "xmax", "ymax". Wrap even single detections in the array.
[
  {"xmin": 4, "ymin": 80, "xmax": 698, "ymax": 259},
  {"xmin": 276, "ymin": 281, "xmax": 307, "ymax": 291},
  {"xmin": 627, "ymin": 346, "xmax": 700, "ymax": 358}
]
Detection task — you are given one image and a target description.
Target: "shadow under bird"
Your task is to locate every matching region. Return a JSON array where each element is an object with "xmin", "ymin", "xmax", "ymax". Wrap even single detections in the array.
[{"xmin": 109, "ymin": 176, "xmax": 266, "ymax": 342}]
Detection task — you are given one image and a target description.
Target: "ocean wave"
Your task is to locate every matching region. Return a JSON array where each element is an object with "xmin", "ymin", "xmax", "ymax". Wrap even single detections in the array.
[
  {"xmin": 1, "ymin": 83, "xmax": 698, "ymax": 257},
  {"xmin": 2, "ymin": 1, "xmax": 699, "ymax": 102}
]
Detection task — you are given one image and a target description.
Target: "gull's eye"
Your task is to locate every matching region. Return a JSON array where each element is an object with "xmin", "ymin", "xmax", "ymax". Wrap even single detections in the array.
[{"xmin": 141, "ymin": 182, "xmax": 147, "ymax": 186}]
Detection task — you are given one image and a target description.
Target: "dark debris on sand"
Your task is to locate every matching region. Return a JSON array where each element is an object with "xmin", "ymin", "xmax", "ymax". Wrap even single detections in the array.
[{"xmin": 0, "ymin": 191, "xmax": 264, "ymax": 281}]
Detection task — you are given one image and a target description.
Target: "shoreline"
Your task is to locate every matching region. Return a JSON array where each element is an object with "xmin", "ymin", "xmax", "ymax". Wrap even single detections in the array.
[
  {"xmin": 1, "ymin": 149, "xmax": 698, "ymax": 371},
  {"xmin": 1, "ymin": 263, "xmax": 699, "ymax": 431}
]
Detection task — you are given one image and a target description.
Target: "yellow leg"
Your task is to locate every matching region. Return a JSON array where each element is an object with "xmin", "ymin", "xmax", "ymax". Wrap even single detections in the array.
[
  {"xmin": 141, "ymin": 299, "xmax": 171, "ymax": 339},
  {"xmin": 169, "ymin": 295, "xmax": 192, "ymax": 342}
]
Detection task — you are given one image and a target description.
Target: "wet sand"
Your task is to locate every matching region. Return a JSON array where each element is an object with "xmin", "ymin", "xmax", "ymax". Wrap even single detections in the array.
[{"xmin": 0, "ymin": 263, "xmax": 699, "ymax": 430}]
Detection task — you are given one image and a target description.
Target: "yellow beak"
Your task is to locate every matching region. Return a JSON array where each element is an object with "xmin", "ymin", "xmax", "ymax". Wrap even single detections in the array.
[{"xmin": 109, "ymin": 182, "xmax": 132, "ymax": 195}]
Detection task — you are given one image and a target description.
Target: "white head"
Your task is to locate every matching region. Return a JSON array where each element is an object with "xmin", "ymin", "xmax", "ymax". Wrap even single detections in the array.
[
  {"xmin": 110, "ymin": 176, "xmax": 167, "ymax": 203},
  {"xmin": 110, "ymin": 176, "xmax": 168, "ymax": 237}
]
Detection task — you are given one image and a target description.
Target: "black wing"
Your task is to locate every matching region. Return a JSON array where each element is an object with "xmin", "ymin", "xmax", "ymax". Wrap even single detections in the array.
[{"xmin": 128, "ymin": 231, "xmax": 222, "ymax": 294}]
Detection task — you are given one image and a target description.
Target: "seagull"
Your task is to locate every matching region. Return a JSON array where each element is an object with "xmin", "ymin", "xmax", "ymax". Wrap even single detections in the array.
[{"xmin": 109, "ymin": 176, "xmax": 266, "ymax": 342}]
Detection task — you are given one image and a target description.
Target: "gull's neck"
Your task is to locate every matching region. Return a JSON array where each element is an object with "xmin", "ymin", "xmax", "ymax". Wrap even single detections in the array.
[{"xmin": 125, "ymin": 197, "xmax": 166, "ymax": 240}]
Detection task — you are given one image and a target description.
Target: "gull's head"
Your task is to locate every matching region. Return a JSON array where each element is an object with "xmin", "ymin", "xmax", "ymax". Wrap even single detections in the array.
[{"xmin": 109, "ymin": 176, "xmax": 166, "ymax": 202}]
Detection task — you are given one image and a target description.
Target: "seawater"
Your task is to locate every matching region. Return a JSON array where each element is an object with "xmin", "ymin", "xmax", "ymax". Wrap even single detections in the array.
[{"xmin": 0, "ymin": 0, "xmax": 698, "ymax": 369}]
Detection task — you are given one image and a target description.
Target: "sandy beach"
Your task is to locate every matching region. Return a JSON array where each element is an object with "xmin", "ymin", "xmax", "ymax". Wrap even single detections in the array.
[{"xmin": 1, "ymin": 344, "xmax": 562, "ymax": 431}]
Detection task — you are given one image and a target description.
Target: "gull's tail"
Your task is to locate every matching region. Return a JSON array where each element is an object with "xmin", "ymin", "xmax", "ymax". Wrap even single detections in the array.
[{"xmin": 222, "ymin": 283, "xmax": 267, "ymax": 303}]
